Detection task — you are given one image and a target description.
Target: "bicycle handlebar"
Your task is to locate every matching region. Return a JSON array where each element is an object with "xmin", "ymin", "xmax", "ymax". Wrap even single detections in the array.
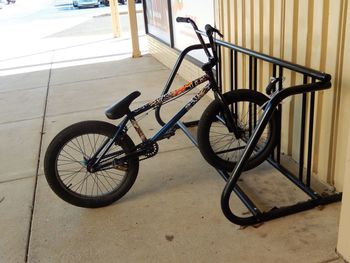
[
  {"xmin": 176, "ymin": 17, "xmax": 191, "ymax": 23},
  {"xmin": 176, "ymin": 17, "xmax": 223, "ymax": 62}
]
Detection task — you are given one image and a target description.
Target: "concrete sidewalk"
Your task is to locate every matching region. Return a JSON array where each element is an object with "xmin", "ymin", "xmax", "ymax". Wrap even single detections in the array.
[{"xmin": 0, "ymin": 40, "xmax": 344, "ymax": 262}]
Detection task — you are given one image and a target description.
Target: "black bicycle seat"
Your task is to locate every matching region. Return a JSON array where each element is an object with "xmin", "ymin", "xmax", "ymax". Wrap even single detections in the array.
[{"xmin": 105, "ymin": 91, "xmax": 141, "ymax": 119}]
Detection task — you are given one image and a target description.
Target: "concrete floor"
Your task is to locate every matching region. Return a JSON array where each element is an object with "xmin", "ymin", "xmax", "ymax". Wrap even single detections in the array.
[{"xmin": 0, "ymin": 38, "xmax": 345, "ymax": 262}]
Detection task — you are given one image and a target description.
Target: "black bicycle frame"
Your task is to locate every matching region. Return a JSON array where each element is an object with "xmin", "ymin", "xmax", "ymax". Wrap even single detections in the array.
[
  {"xmin": 89, "ymin": 74, "xmax": 216, "ymax": 170},
  {"xmin": 89, "ymin": 18, "xmax": 227, "ymax": 172}
]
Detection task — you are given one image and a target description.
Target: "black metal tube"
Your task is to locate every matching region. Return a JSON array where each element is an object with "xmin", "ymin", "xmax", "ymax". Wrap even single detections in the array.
[
  {"xmin": 142, "ymin": 0, "xmax": 148, "ymax": 34},
  {"xmin": 167, "ymin": 0, "xmax": 174, "ymax": 47},
  {"xmin": 249, "ymin": 56, "xmax": 253, "ymax": 136},
  {"xmin": 253, "ymin": 58, "xmax": 258, "ymax": 127},
  {"xmin": 257, "ymin": 193, "xmax": 341, "ymax": 223},
  {"xmin": 273, "ymin": 64, "xmax": 277, "ymax": 91},
  {"xmin": 176, "ymin": 121, "xmax": 198, "ymax": 147},
  {"xmin": 221, "ymin": 102, "xmax": 277, "ymax": 224},
  {"xmin": 216, "ymin": 169, "xmax": 261, "ymax": 216},
  {"xmin": 214, "ymin": 38, "xmax": 331, "ymax": 82},
  {"xmin": 266, "ymin": 81, "xmax": 331, "ymax": 105},
  {"xmin": 221, "ymin": 79, "xmax": 331, "ymax": 224},
  {"xmin": 148, "ymin": 29, "xmax": 340, "ymax": 226},
  {"xmin": 276, "ymin": 66, "xmax": 284, "ymax": 164},
  {"xmin": 234, "ymin": 51, "xmax": 238, "ymax": 117},
  {"xmin": 177, "ymin": 119, "xmax": 262, "ymax": 218},
  {"xmin": 271, "ymin": 64, "xmax": 277, "ymax": 161},
  {"xmin": 299, "ymin": 75, "xmax": 308, "ymax": 182},
  {"xmin": 216, "ymin": 44, "xmax": 220, "ymax": 85},
  {"xmin": 234, "ymin": 51, "xmax": 238, "ymax": 91},
  {"xmin": 230, "ymin": 49, "xmax": 234, "ymax": 92},
  {"xmin": 306, "ymin": 91, "xmax": 315, "ymax": 187},
  {"xmin": 267, "ymin": 159, "xmax": 319, "ymax": 199},
  {"xmin": 155, "ymin": 44, "xmax": 211, "ymax": 126},
  {"xmin": 218, "ymin": 46, "xmax": 223, "ymax": 92}
]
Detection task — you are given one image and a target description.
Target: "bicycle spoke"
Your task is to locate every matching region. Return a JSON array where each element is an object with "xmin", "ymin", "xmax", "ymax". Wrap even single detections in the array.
[
  {"xmin": 63, "ymin": 167, "xmax": 85, "ymax": 186},
  {"xmin": 100, "ymin": 170, "xmax": 121, "ymax": 182},
  {"xmin": 74, "ymin": 137, "xmax": 87, "ymax": 158},
  {"xmin": 206, "ymin": 99, "xmax": 272, "ymax": 167},
  {"xmin": 86, "ymin": 134, "xmax": 95, "ymax": 157},
  {"xmin": 97, "ymin": 171, "xmax": 115, "ymax": 190},
  {"xmin": 70, "ymin": 171, "xmax": 89, "ymax": 193},
  {"xmin": 94, "ymin": 172, "xmax": 110, "ymax": 193},
  {"xmin": 55, "ymin": 129, "xmax": 132, "ymax": 198}
]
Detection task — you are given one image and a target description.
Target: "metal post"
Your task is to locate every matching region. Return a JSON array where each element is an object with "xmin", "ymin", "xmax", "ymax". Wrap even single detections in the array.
[
  {"xmin": 110, "ymin": 0, "xmax": 121, "ymax": 38},
  {"xmin": 127, "ymin": 0, "xmax": 141, "ymax": 58}
]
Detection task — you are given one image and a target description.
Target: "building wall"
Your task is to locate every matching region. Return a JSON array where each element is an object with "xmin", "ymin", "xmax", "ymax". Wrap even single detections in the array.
[
  {"xmin": 215, "ymin": 0, "xmax": 349, "ymax": 190},
  {"xmin": 336, "ymin": 4, "xmax": 350, "ymax": 261},
  {"xmin": 148, "ymin": 1, "xmax": 350, "ymax": 191},
  {"xmin": 337, "ymin": 145, "xmax": 350, "ymax": 261}
]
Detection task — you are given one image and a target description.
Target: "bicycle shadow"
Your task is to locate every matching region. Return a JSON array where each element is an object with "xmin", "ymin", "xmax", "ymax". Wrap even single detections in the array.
[{"xmin": 113, "ymin": 145, "xmax": 223, "ymax": 205}]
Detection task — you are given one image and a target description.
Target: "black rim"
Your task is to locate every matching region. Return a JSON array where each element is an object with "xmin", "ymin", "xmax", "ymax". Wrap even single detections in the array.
[
  {"xmin": 209, "ymin": 102, "xmax": 271, "ymax": 164},
  {"xmin": 55, "ymin": 133, "xmax": 128, "ymax": 198}
]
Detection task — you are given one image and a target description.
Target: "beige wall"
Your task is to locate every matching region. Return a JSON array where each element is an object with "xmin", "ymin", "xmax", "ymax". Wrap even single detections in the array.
[
  {"xmin": 216, "ymin": 0, "xmax": 349, "ymax": 190},
  {"xmin": 148, "ymin": 1, "xmax": 350, "ymax": 191},
  {"xmin": 337, "ymin": 3, "xmax": 350, "ymax": 261},
  {"xmin": 337, "ymin": 126, "xmax": 350, "ymax": 261}
]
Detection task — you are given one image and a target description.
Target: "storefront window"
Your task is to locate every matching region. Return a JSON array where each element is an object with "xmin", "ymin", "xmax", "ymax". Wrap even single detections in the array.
[
  {"xmin": 145, "ymin": 0, "xmax": 171, "ymax": 44},
  {"xmin": 144, "ymin": 0, "xmax": 214, "ymax": 62},
  {"xmin": 171, "ymin": 0, "xmax": 214, "ymax": 62}
]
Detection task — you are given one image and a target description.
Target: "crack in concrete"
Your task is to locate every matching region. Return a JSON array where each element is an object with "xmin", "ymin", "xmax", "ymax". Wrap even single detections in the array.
[
  {"xmin": 24, "ymin": 51, "xmax": 54, "ymax": 263},
  {"xmin": 0, "ymin": 175, "xmax": 37, "ymax": 185}
]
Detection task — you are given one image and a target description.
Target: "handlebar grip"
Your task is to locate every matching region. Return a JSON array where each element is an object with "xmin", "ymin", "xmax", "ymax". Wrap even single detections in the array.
[
  {"xmin": 205, "ymin": 24, "xmax": 214, "ymax": 33},
  {"xmin": 205, "ymin": 24, "xmax": 224, "ymax": 38},
  {"xmin": 176, "ymin": 17, "xmax": 190, "ymax": 23}
]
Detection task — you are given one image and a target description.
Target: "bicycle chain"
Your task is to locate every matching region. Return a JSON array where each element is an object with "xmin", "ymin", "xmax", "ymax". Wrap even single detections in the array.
[{"xmin": 139, "ymin": 141, "xmax": 159, "ymax": 160}]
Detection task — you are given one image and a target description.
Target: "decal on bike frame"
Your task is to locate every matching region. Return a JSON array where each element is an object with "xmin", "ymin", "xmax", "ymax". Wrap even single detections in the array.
[{"xmin": 133, "ymin": 75, "xmax": 209, "ymax": 116}]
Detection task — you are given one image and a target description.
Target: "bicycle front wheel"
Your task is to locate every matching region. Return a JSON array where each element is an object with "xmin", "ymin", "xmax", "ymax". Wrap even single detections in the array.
[
  {"xmin": 44, "ymin": 120, "xmax": 139, "ymax": 208},
  {"xmin": 197, "ymin": 89, "xmax": 277, "ymax": 171}
]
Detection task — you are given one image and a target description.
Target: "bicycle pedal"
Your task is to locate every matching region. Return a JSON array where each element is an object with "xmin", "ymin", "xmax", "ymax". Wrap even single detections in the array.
[{"xmin": 114, "ymin": 164, "xmax": 128, "ymax": 171}]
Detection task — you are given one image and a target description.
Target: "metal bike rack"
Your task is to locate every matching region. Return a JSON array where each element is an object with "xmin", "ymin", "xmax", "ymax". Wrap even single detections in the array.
[{"xmin": 155, "ymin": 40, "xmax": 342, "ymax": 226}]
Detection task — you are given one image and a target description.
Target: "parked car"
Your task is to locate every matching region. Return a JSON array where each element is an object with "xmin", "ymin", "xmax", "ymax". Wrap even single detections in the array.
[
  {"xmin": 99, "ymin": 0, "xmax": 109, "ymax": 5},
  {"xmin": 73, "ymin": 0, "xmax": 99, "ymax": 8},
  {"xmin": 100, "ymin": 0, "xmax": 141, "ymax": 6}
]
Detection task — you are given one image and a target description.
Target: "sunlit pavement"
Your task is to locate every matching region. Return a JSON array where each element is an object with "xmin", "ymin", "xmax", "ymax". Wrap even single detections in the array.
[{"xmin": 0, "ymin": 0, "xmax": 144, "ymax": 69}]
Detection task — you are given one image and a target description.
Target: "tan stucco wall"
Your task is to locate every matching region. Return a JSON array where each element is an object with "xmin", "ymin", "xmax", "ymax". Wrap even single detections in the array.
[
  {"xmin": 148, "ymin": 3, "xmax": 350, "ymax": 257},
  {"xmin": 337, "ymin": 3, "xmax": 350, "ymax": 260},
  {"xmin": 149, "ymin": 0, "xmax": 350, "ymax": 190},
  {"xmin": 215, "ymin": 0, "xmax": 350, "ymax": 190},
  {"xmin": 337, "ymin": 132, "xmax": 350, "ymax": 261}
]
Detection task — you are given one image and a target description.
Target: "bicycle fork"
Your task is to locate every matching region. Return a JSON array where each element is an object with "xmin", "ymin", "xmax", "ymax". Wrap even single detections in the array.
[{"xmin": 215, "ymin": 92, "xmax": 242, "ymax": 139}]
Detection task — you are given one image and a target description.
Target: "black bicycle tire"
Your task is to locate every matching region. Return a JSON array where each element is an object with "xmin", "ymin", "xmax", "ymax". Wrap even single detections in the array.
[
  {"xmin": 197, "ymin": 89, "xmax": 277, "ymax": 171},
  {"xmin": 44, "ymin": 120, "xmax": 139, "ymax": 208}
]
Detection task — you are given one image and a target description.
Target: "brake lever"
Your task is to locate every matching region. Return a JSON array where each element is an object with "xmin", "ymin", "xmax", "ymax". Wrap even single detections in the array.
[
  {"xmin": 266, "ymin": 77, "xmax": 285, "ymax": 95},
  {"xmin": 213, "ymin": 28, "xmax": 224, "ymax": 38},
  {"xmin": 205, "ymin": 24, "xmax": 224, "ymax": 39}
]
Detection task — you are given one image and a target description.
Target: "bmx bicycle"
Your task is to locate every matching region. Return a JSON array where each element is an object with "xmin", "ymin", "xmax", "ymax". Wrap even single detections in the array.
[{"xmin": 44, "ymin": 17, "xmax": 278, "ymax": 208}]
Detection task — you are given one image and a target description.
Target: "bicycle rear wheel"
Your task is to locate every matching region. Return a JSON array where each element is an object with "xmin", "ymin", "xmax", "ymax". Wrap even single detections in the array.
[
  {"xmin": 44, "ymin": 120, "xmax": 139, "ymax": 208},
  {"xmin": 197, "ymin": 89, "xmax": 277, "ymax": 171}
]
